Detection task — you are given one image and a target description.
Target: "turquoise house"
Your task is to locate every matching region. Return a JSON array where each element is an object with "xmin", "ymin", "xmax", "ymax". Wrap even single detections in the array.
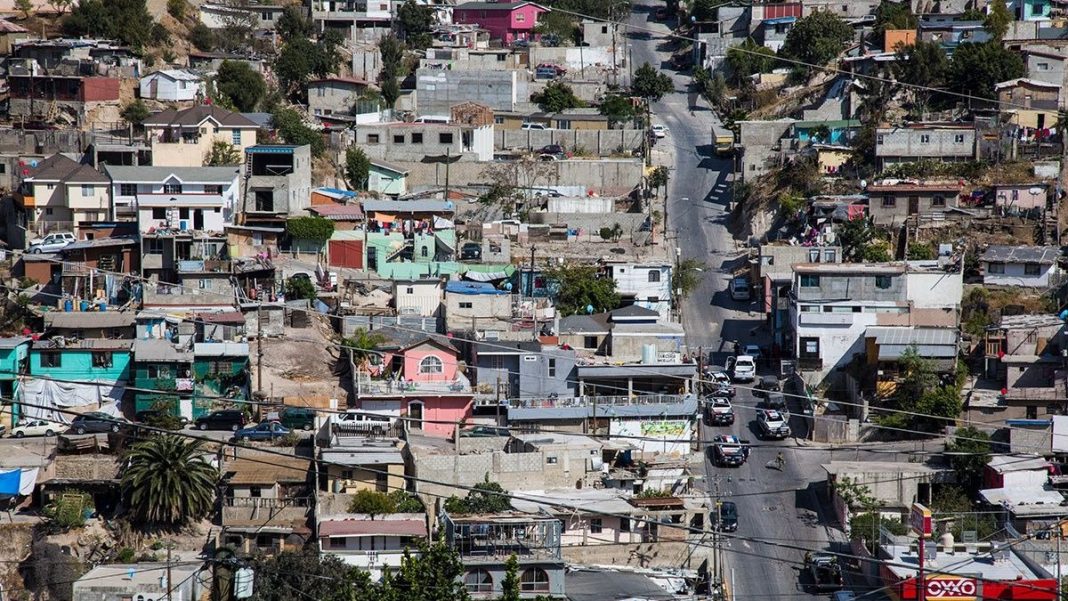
[
  {"xmin": 368, "ymin": 160, "xmax": 409, "ymax": 197},
  {"xmin": 0, "ymin": 337, "xmax": 31, "ymax": 425},
  {"xmin": 132, "ymin": 338, "xmax": 196, "ymax": 419},
  {"xmin": 29, "ymin": 340, "xmax": 133, "ymax": 384},
  {"xmin": 793, "ymin": 120, "xmax": 861, "ymax": 145},
  {"xmin": 1008, "ymin": 0, "xmax": 1051, "ymax": 20}
]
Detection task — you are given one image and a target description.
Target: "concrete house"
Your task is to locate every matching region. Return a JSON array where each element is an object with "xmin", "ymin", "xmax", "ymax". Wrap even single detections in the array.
[
  {"xmin": 444, "ymin": 280, "xmax": 511, "ymax": 334},
  {"xmin": 144, "ymin": 105, "xmax": 260, "ymax": 167},
  {"xmin": 1007, "ymin": 0, "xmax": 1052, "ymax": 20},
  {"xmin": 221, "ymin": 451, "xmax": 312, "ymax": 556},
  {"xmin": 393, "ymin": 279, "xmax": 445, "ymax": 318},
  {"xmin": 139, "ymin": 69, "xmax": 205, "ymax": 102},
  {"xmin": 131, "ymin": 338, "xmax": 195, "ymax": 419},
  {"xmin": 239, "ymin": 145, "xmax": 313, "ymax": 228},
  {"xmin": 319, "ymin": 436, "xmax": 407, "ymax": 495},
  {"xmin": 1021, "ymin": 46, "xmax": 1066, "ymax": 87},
  {"xmin": 981, "ymin": 314, "xmax": 1067, "ymax": 420},
  {"xmin": 369, "ymin": 159, "xmax": 409, "ymax": 196},
  {"xmin": 318, "ymin": 513, "xmax": 428, "ymax": 578},
  {"xmin": 601, "ymin": 262, "xmax": 672, "ymax": 319},
  {"xmin": 996, "ymin": 78, "xmax": 1060, "ymax": 129},
  {"xmin": 72, "ymin": 563, "xmax": 206, "ymax": 601},
  {"xmin": 472, "ymin": 340, "xmax": 578, "ymax": 401},
  {"xmin": 199, "ymin": 1, "xmax": 288, "ymax": 30},
  {"xmin": 416, "ymin": 69, "xmax": 528, "ymax": 114},
  {"xmin": 452, "ymin": 1, "xmax": 549, "ymax": 44},
  {"xmin": 6, "ymin": 59, "xmax": 121, "ymax": 126},
  {"xmin": 104, "ymin": 165, "xmax": 240, "ymax": 229},
  {"xmin": 311, "ymin": 0, "xmax": 395, "ymax": 41},
  {"xmin": 980, "ymin": 246, "xmax": 1063, "ymax": 288},
  {"xmin": 29, "ymin": 338, "xmax": 133, "ymax": 390},
  {"xmin": 874, "ymin": 124, "xmax": 976, "ymax": 171},
  {"xmin": 354, "ymin": 122, "xmax": 495, "ymax": 162},
  {"xmin": 308, "ymin": 76, "xmax": 373, "ymax": 118},
  {"xmin": 865, "ymin": 181, "xmax": 962, "ymax": 225},
  {"xmin": 789, "ymin": 261, "xmax": 964, "ymax": 384},
  {"xmin": 0, "ymin": 337, "xmax": 31, "ymax": 426},
  {"xmin": 14, "ymin": 153, "xmax": 110, "ymax": 240}
]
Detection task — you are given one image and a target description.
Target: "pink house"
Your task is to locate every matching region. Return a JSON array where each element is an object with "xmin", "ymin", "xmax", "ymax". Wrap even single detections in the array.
[
  {"xmin": 360, "ymin": 337, "xmax": 473, "ymax": 438},
  {"xmin": 452, "ymin": 1, "xmax": 549, "ymax": 44}
]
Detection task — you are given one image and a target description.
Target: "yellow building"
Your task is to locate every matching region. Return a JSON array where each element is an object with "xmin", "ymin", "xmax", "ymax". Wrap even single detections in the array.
[
  {"xmin": 144, "ymin": 105, "xmax": 260, "ymax": 167},
  {"xmin": 321, "ymin": 439, "xmax": 407, "ymax": 494}
]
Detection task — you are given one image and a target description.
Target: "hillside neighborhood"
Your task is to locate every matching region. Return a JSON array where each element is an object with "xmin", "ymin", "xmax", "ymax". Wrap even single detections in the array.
[{"xmin": 0, "ymin": 0, "xmax": 1066, "ymax": 601}]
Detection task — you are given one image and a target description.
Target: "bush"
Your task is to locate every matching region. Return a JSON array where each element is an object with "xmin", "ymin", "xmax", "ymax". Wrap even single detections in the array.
[
  {"xmin": 286, "ymin": 216, "xmax": 335, "ymax": 243},
  {"xmin": 167, "ymin": 0, "xmax": 185, "ymax": 19},
  {"xmin": 189, "ymin": 22, "xmax": 215, "ymax": 51},
  {"xmin": 443, "ymin": 478, "xmax": 511, "ymax": 514},
  {"xmin": 598, "ymin": 223, "xmax": 623, "ymax": 242},
  {"xmin": 285, "ymin": 277, "xmax": 317, "ymax": 300},
  {"xmin": 348, "ymin": 489, "xmax": 424, "ymax": 515},
  {"xmin": 849, "ymin": 512, "xmax": 908, "ymax": 554},
  {"xmin": 274, "ymin": 432, "xmax": 302, "ymax": 447},
  {"xmin": 907, "ymin": 242, "xmax": 936, "ymax": 260},
  {"xmin": 43, "ymin": 490, "xmax": 93, "ymax": 530},
  {"xmin": 114, "ymin": 547, "xmax": 136, "ymax": 563}
]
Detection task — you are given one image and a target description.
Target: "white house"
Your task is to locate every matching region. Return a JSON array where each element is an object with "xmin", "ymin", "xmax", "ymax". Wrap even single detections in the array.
[
  {"xmin": 980, "ymin": 245, "xmax": 1063, "ymax": 288},
  {"xmin": 104, "ymin": 165, "xmax": 240, "ymax": 231},
  {"xmin": 392, "ymin": 279, "xmax": 444, "ymax": 317},
  {"xmin": 602, "ymin": 262, "xmax": 673, "ymax": 319},
  {"xmin": 318, "ymin": 513, "xmax": 427, "ymax": 579},
  {"xmin": 789, "ymin": 260, "xmax": 963, "ymax": 384},
  {"xmin": 139, "ymin": 69, "xmax": 205, "ymax": 102}
]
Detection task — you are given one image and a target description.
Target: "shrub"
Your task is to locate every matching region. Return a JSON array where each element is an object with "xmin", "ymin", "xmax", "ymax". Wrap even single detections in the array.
[
  {"xmin": 286, "ymin": 216, "xmax": 335, "ymax": 243},
  {"xmin": 114, "ymin": 547, "xmax": 136, "ymax": 563},
  {"xmin": 44, "ymin": 490, "xmax": 93, "ymax": 530},
  {"xmin": 274, "ymin": 432, "xmax": 302, "ymax": 447},
  {"xmin": 167, "ymin": 0, "xmax": 185, "ymax": 19},
  {"xmin": 907, "ymin": 242, "xmax": 936, "ymax": 260}
]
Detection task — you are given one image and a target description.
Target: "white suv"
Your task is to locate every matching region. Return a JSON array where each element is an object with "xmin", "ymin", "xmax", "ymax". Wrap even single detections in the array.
[
  {"xmin": 29, "ymin": 232, "xmax": 75, "ymax": 254},
  {"xmin": 726, "ymin": 355, "xmax": 756, "ymax": 382}
]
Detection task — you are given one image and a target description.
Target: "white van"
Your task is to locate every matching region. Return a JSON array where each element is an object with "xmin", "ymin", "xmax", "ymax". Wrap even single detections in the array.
[{"xmin": 729, "ymin": 277, "xmax": 751, "ymax": 301}]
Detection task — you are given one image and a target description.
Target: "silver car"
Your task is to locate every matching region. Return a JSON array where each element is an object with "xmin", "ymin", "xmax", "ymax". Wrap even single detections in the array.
[{"xmin": 29, "ymin": 232, "xmax": 75, "ymax": 254}]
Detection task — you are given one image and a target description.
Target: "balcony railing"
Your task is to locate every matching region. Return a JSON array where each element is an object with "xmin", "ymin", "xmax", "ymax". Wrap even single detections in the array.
[{"xmin": 511, "ymin": 394, "xmax": 689, "ymax": 409}]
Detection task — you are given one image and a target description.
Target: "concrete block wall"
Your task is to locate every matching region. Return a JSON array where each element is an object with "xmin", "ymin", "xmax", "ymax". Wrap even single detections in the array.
[
  {"xmin": 400, "ymin": 158, "xmax": 644, "ymax": 193},
  {"xmin": 412, "ymin": 449, "xmax": 595, "ymax": 500},
  {"xmin": 495, "ymin": 129, "xmax": 645, "ymax": 155}
]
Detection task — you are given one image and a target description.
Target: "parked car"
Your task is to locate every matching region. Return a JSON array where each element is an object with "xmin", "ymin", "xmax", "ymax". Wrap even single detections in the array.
[
  {"xmin": 709, "ymin": 434, "xmax": 749, "ymax": 467},
  {"xmin": 743, "ymin": 344, "xmax": 763, "ymax": 361},
  {"xmin": 704, "ymin": 370, "xmax": 735, "ymax": 397},
  {"xmin": 729, "ymin": 276, "xmax": 751, "ymax": 301},
  {"xmin": 277, "ymin": 406, "xmax": 316, "ymax": 431},
  {"xmin": 521, "ymin": 122, "xmax": 548, "ymax": 130},
  {"xmin": 460, "ymin": 425, "xmax": 510, "ymax": 437},
  {"xmin": 654, "ymin": 7, "xmax": 668, "ymax": 19},
  {"xmin": 652, "ymin": 124, "xmax": 667, "ymax": 138},
  {"xmin": 765, "ymin": 391, "xmax": 789, "ymax": 416},
  {"xmin": 134, "ymin": 410, "xmax": 189, "ymax": 429},
  {"xmin": 805, "ymin": 553, "xmax": 844, "ymax": 592},
  {"xmin": 757, "ymin": 409, "xmax": 791, "ymax": 439},
  {"xmin": 289, "ymin": 272, "xmax": 313, "ymax": 285},
  {"xmin": 68, "ymin": 412, "xmax": 128, "ymax": 435},
  {"xmin": 715, "ymin": 501, "xmax": 738, "ymax": 532},
  {"xmin": 333, "ymin": 411, "xmax": 392, "ymax": 434},
  {"xmin": 28, "ymin": 232, "xmax": 75, "ymax": 254},
  {"xmin": 725, "ymin": 355, "xmax": 756, "ymax": 382},
  {"xmin": 756, "ymin": 375, "xmax": 780, "ymax": 398},
  {"xmin": 234, "ymin": 420, "xmax": 291, "ymax": 442},
  {"xmin": 537, "ymin": 144, "xmax": 566, "ymax": 156},
  {"xmin": 9, "ymin": 419, "xmax": 59, "ymax": 438},
  {"xmin": 193, "ymin": 409, "xmax": 248, "ymax": 432},
  {"xmin": 703, "ymin": 396, "xmax": 734, "ymax": 426},
  {"xmin": 460, "ymin": 242, "xmax": 482, "ymax": 261}
]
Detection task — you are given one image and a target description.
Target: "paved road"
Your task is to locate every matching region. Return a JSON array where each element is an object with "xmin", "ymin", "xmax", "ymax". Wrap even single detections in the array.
[{"xmin": 623, "ymin": 6, "xmax": 855, "ymax": 600}]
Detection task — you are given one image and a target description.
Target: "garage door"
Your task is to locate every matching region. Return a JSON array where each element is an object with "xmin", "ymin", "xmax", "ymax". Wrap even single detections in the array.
[{"xmin": 329, "ymin": 240, "xmax": 363, "ymax": 269}]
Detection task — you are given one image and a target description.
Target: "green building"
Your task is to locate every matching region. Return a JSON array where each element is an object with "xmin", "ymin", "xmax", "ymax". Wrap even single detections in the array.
[
  {"xmin": 0, "ymin": 337, "xmax": 31, "ymax": 426},
  {"xmin": 131, "ymin": 338, "xmax": 196, "ymax": 419}
]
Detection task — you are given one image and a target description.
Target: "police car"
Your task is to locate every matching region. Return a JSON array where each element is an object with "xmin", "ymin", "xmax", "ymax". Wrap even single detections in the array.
[
  {"xmin": 757, "ymin": 409, "xmax": 791, "ymax": 440},
  {"xmin": 710, "ymin": 434, "xmax": 749, "ymax": 467},
  {"xmin": 703, "ymin": 396, "xmax": 735, "ymax": 426}
]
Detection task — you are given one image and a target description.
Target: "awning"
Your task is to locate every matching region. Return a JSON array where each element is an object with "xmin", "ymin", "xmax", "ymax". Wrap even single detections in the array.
[
  {"xmin": 0, "ymin": 467, "xmax": 39, "ymax": 497},
  {"xmin": 463, "ymin": 270, "xmax": 510, "ymax": 282}
]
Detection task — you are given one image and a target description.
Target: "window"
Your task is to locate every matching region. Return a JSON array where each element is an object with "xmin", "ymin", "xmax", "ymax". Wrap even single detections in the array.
[
  {"xmin": 988, "ymin": 262, "xmax": 1005, "ymax": 274},
  {"xmin": 920, "ymin": 134, "xmax": 930, "ymax": 143},
  {"xmin": 620, "ymin": 518, "xmax": 630, "ymax": 531},
  {"xmin": 249, "ymin": 486, "xmax": 262, "ymax": 498},
  {"xmin": 515, "ymin": 12, "xmax": 525, "ymax": 21},
  {"xmin": 145, "ymin": 238, "xmax": 164, "ymax": 254},
  {"xmin": 254, "ymin": 190, "xmax": 274, "ymax": 212},
  {"xmin": 419, "ymin": 356, "xmax": 443, "ymax": 374},
  {"xmin": 875, "ymin": 275, "xmax": 891, "ymax": 289},
  {"xmin": 412, "ymin": 133, "xmax": 423, "ymax": 144},
  {"xmin": 548, "ymin": 358, "xmax": 556, "ymax": 377},
  {"xmin": 799, "ymin": 337, "xmax": 820, "ymax": 358},
  {"xmin": 81, "ymin": 185, "xmax": 93, "ymax": 197},
  {"xmin": 420, "ymin": 246, "xmax": 428, "ymax": 257},
  {"xmin": 824, "ymin": 249, "xmax": 836, "ymax": 263},
  {"xmin": 954, "ymin": 134, "xmax": 965, "ymax": 144},
  {"xmin": 876, "ymin": 134, "xmax": 884, "ymax": 145},
  {"xmin": 199, "ymin": 279, "xmax": 210, "ymax": 289},
  {"xmin": 205, "ymin": 185, "xmax": 223, "ymax": 195},
  {"xmin": 800, "ymin": 274, "xmax": 820, "ymax": 288},
  {"xmin": 520, "ymin": 569, "xmax": 550, "ymax": 593},
  {"xmin": 367, "ymin": 134, "xmax": 380, "ymax": 144},
  {"xmin": 92, "ymin": 352, "xmax": 112, "ymax": 368},
  {"xmin": 152, "ymin": 207, "xmax": 167, "ymax": 219},
  {"xmin": 1025, "ymin": 263, "xmax": 1042, "ymax": 275},
  {"xmin": 1038, "ymin": 61, "xmax": 1051, "ymax": 70},
  {"xmin": 583, "ymin": 336, "xmax": 598, "ymax": 349},
  {"xmin": 376, "ymin": 470, "xmax": 389, "ymax": 492},
  {"xmin": 328, "ymin": 537, "xmax": 347, "ymax": 549},
  {"xmin": 232, "ymin": 130, "xmax": 241, "ymax": 145},
  {"xmin": 932, "ymin": 195, "xmax": 946, "ymax": 207},
  {"xmin": 41, "ymin": 352, "xmax": 61, "ymax": 368},
  {"xmin": 590, "ymin": 518, "xmax": 603, "ymax": 533},
  {"xmin": 439, "ymin": 133, "xmax": 454, "ymax": 144},
  {"xmin": 882, "ymin": 196, "xmax": 896, "ymax": 208},
  {"xmin": 393, "ymin": 134, "xmax": 405, "ymax": 144},
  {"xmin": 464, "ymin": 570, "xmax": 494, "ymax": 594},
  {"xmin": 119, "ymin": 183, "xmax": 137, "ymax": 196},
  {"xmin": 147, "ymin": 365, "xmax": 159, "ymax": 379},
  {"xmin": 164, "ymin": 183, "xmax": 183, "ymax": 194},
  {"xmin": 45, "ymin": 208, "xmax": 53, "ymax": 215},
  {"xmin": 406, "ymin": 287, "xmax": 414, "ymax": 294},
  {"xmin": 808, "ymin": 248, "xmax": 820, "ymax": 262},
  {"xmin": 648, "ymin": 270, "xmax": 661, "ymax": 282},
  {"xmin": 179, "ymin": 207, "xmax": 190, "ymax": 219},
  {"xmin": 601, "ymin": 25, "xmax": 608, "ymax": 33},
  {"xmin": 459, "ymin": 302, "xmax": 473, "ymax": 309},
  {"xmin": 546, "ymin": 456, "xmax": 557, "ymax": 464}
]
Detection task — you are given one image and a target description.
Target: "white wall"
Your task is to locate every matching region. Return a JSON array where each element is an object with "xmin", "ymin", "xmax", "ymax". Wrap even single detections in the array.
[
  {"xmin": 1003, "ymin": 469, "xmax": 1051, "ymax": 489},
  {"xmin": 906, "ymin": 268, "xmax": 964, "ymax": 308},
  {"xmin": 608, "ymin": 264, "xmax": 672, "ymax": 319},
  {"xmin": 395, "ymin": 282, "xmax": 443, "ymax": 317},
  {"xmin": 792, "ymin": 306, "xmax": 880, "ymax": 382},
  {"xmin": 140, "ymin": 74, "xmax": 202, "ymax": 102},
  {"xmin": 984, "ymin": 262, "xmax": 1057, "ymax": 288},
  {"xmin": 610, "ymin": 418, "xmax": 691, "ymax": 456},
  {"xmin": 470, "ymin": 125, "xmax": 494, "ymax": 161}
]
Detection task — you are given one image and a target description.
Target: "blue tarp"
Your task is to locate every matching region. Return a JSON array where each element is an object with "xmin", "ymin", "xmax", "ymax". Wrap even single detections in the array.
[{"xmin": 0, "ymin": 470, "xmax": 18, "ymax": 495}]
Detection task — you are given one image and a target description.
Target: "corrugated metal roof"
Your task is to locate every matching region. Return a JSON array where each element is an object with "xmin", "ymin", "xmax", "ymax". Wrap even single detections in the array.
[
  {"xmin": 45, "ymin": 311, "xmax": 136, "ymax": 329},
  {"xmin": 104, "ymin": 165, "xmax": 239, "ymax": 183},
  {"xmin": 132, "ymin": 339, "xmax": 192, "ymax": 362},
  {"xmin": 318, "ymin": 519, "xmax": 427, "ymax": 538},
  {"xmin": 865, "ymin": 327, "xmax": 958, "ymax": 346},
  {"xmin": 981, "ymin": 245, "xmax": 1061, "ymax": 264}
]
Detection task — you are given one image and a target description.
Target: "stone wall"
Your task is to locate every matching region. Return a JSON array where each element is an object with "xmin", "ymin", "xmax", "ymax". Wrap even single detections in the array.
[
  {"xmin": 403, "ymin": 158, "xmax": 643, "ymax": 194},
  {"xmin": 495, "ymin": 129, "xmax": 645, "ymax": 155}
]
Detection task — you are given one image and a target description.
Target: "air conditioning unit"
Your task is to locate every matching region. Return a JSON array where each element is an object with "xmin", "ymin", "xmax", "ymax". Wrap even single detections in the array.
[{"xmin": 483, "ymin": 330, "xmax": 500, "ymax": 341}]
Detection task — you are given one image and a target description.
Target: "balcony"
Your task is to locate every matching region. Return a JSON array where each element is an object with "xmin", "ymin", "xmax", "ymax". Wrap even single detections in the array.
[
  {"xmin": 177, "ymin": 259, "xmax": 230, "ymax": 274},
  {"xmin": 356, "ymin": 373, "xmax": 471, "ymax": 396},
  {"xmin": 441, "ymin": 512, "xmax": 562, "ymax": 562},
  {"xmin": 510, "ymin": 394, "xmax": 689, "ymax": 409}
]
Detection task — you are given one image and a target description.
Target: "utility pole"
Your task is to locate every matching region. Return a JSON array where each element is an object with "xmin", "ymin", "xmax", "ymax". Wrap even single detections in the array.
[
  {"xmin": 166, "ymin": 542, "xmax": 173, "ymax": 601},
  {"xmin": 256, "ymin": 305, "xmax": 263, "ymax": 394},
  {"xmin": 529, "ymin": 245, "xmax": 536, "ymax": 298}
]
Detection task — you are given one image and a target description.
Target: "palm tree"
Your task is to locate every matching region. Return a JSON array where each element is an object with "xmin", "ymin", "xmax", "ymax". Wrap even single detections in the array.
[{"xmin": 121, "ymin": 435, "xmax": 218, "ymax": 528}]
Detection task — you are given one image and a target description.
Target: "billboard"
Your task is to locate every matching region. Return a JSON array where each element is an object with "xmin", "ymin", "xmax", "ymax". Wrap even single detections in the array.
[{"xmin": 910, "ymin": 503, "xmax": 932, "ymax": 538}]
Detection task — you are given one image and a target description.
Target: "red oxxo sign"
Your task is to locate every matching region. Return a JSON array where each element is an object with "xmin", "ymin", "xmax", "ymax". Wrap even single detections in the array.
[{"xmin": 924, "ymin": 576, "xmax": 978, "ymax": 601}]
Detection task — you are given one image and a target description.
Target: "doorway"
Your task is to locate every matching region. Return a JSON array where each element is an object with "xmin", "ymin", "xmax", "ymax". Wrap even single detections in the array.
[
  {"xmin": 194, "ymin": 209, "xmax": 204, "ymax": 230},
  {"xmin": 407, "ymin": 400, "xmax": 424, "ymax": 430}
]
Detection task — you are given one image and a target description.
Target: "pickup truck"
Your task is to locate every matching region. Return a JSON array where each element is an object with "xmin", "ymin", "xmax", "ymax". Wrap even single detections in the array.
[
  {"xmin": 805, "ymin": 553, "xmax": 844, "ymax": 592},
  {"xmin": 703, "ymin": 396, "xmax": 735, "ymax": 426},
  {"xmin": 332, "ymin": 411, "xmax": 393, "ymax": 434}
]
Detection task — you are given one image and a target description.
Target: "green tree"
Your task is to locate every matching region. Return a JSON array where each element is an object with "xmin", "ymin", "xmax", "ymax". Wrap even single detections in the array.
[
  {"xmin": 275, "ymin": 37, "xmax": 318, "ymax": 99},
  {"xmin": 443, "ymin": 477, "xmax": 512, "ymax": 514},
  {"xmin": 535, "ymin": 10, "xmax": 579, "ymax": 45},
  {"xmin": 691, "ymin": 0, "xmax": 717, "ymax": 20},
  {"xmin": 15, "ymin": 0, "xmax": 33, "ymax": 18},
  {"xmin": 342, "ymin": 328, "xmax": 388, "ymax": 364},
  {"xmin": 285, "ymin": 276, "xmax": 317, "ymax": 300},
  {"xmin": 895, "ymin": 346, "xmax": 938, "ymax": 415},
  {"xmin": 838, "ymin": 216, "xmax": 881, "ymax": 262},
  {"xmin": 631, "ymin": 62, "xmax": 674, "ymax": 101},
  {"xmin": 272, "ymin": 107, "xmax": 326, "ymax": 156},
  {"xmin": 724, "ymin": 38, "xmax": 776, "ymax": 85},
  {"xmin": 216, "ymin": 60, "xmax": 266, "ymax": 112},
  {"xmin": 120, "ymin": 99, "xmax": 149, "ymax": 126},
  {"xmin": 348, "ymin": 490, "xmax": 424, "ymax": 516},
  {"xmin": 346, "ymin": 146, "xmax": 372, "ymax": 190},
  {"xmin": 672, "ymin": 258, "xmax": 704, "ymax": 299},
  {"xmin": 780, "ymin": 11, "xmax": 853, "ymax": 68},
  {"xmin": 379, "ymin": 34, "xmax": 406, "ymax": 108},
  {"xmin": 693, "ymin": 68, "xmax": 726, "ymax": 106},
  {"xmin": 252, "ymin": 549, "xmax": 371, "ymax": 601},
  {"xmin": 189, "ymin": 22, "xmax": 215, "ymax": 51},
  {"xmin": 600, "ymin": 94, "xmax": 636, "ymax": 128},
  {"xmin": 533, "ymin": 81, "xmax": 582, "ymax": 113},
  {"xmin": 893, "ymin": 40, "xmax": 947, "ymax": 112},
  {"xmin": 648, "ymin": 165, "xmax": 669, "ymax": 198},
  {"xmin": 984, "ymin": 0, "xmax": 1011, "ymax": 39},
  {"xmin": 907, "ymin": 242, "xmax": 936, "ymax": 260},
  {"xmin": 205, "ymin": 140, "xmax": 241, "ymax": 166},
  {"xmin": 120, "ymin": 436, "xmax": 217, "ymax": 528},
  {"xmin": 398, "ymin": 0, "xmax": 434, "ymax": 49},
  {"xmin": 947, "ymin": 426, "xmax": 991, "ymax": 491},
  {"xmin": 387, "ymin": 540, "xmax": 471, "ymax": 601},
  {"xmin": 544, "ymin": 263, "xmax": 621, "ymax": 316},
  {"xmin": 872, "ymin": 0, "xmax": 917, "ymax": 40},
  {"xmin": 501, "ymin": 555, "xmax": 520, "ymax": 601},
  {"xmin": 64, "ymin": 0, "xmax": 153, "ymax": 48},
  {"xmin": 167, "ymin": 0, "xmax": 186, "ymax": 19},
  {"xmin": 286, "ymin": 216, "xmax": 335, "ymax": 243},
  {"xmin": 276, "ymin": 5, "xmax": 313, "ymax": 41},
  {"xmin": 947, "ymin": 41, "xmax": 1024, "ymax": 99}
]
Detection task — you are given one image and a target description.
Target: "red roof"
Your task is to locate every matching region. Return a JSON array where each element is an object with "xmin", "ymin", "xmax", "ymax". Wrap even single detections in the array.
[
  {"xmin": 309, "ymin": 204, "xmax": 365, "ymax": 220},
  {"xmin": 318, "ymin": 519, "xmax": 427, "ymax": 538}
]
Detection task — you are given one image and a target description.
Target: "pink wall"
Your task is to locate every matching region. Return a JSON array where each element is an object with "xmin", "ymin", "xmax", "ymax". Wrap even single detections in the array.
[
  {"xmin": 401, "ymin": 343, "xmax": 459, "ymax": 383},
  {"xmin": 454, "ymin": 3, "xmax": 546, "ymax": 43},
  {"xmin": 407, "ymin": 396, "xmax": 473, "ymax": 438}
]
